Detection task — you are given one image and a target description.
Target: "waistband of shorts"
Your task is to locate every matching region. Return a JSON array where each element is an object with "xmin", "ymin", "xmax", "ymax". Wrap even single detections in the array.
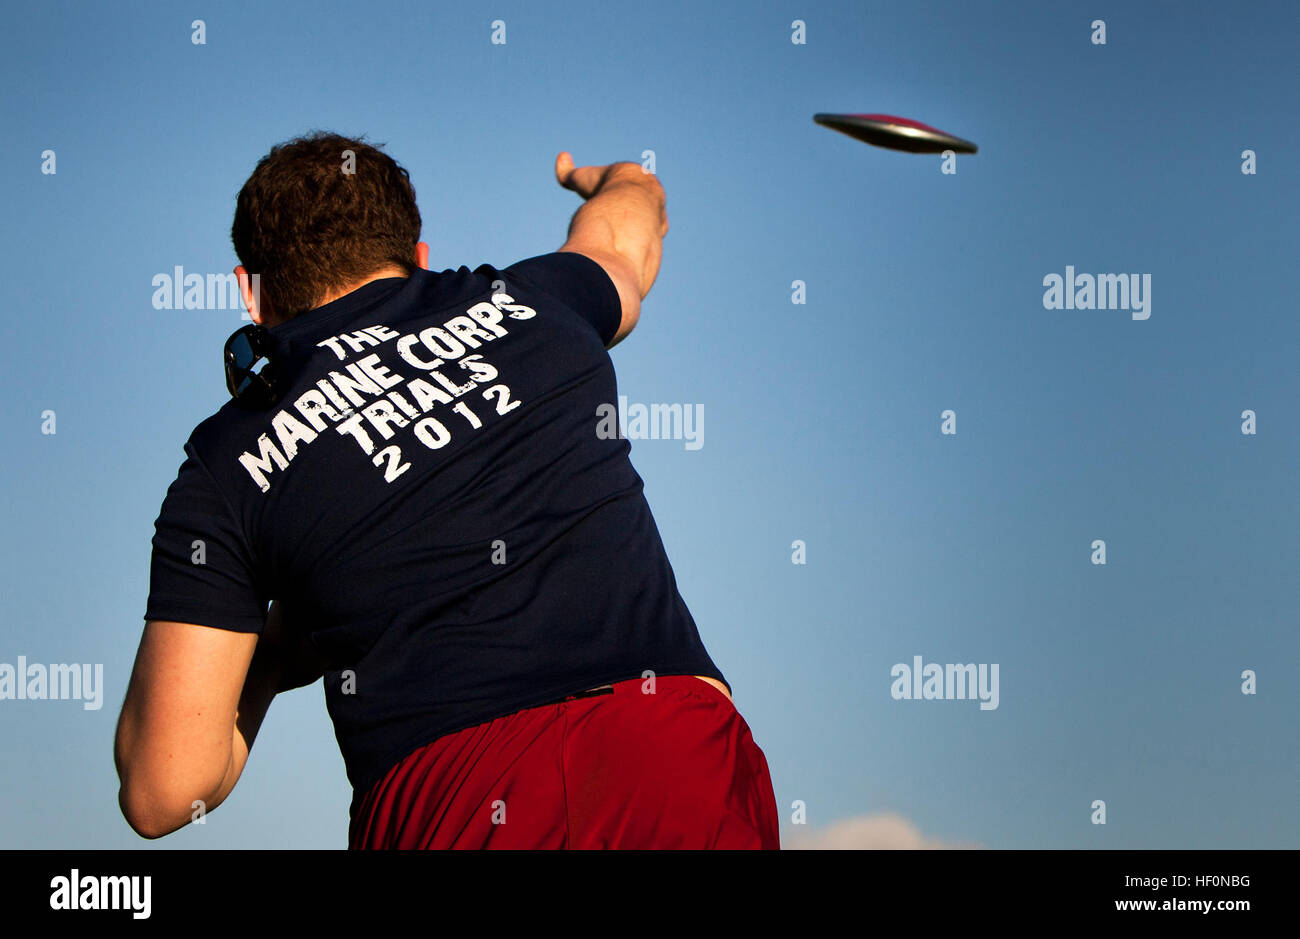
[
  {"xmin": 545, "ymin": 683, "xmax": 616, "ymax": 704},
  {"xmin": 542, "ymin": 674, "xmax": 728, "ymax": 706}
]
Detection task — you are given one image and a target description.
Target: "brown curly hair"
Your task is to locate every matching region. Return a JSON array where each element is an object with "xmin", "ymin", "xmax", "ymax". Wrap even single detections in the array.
[{"xmin": 231, "ymin": 131, "xmax": 422, "ymax": 320}]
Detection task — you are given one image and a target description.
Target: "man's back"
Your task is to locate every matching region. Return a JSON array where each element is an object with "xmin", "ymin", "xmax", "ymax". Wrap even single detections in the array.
[
  {"xmin": 143, "ymin": 252, "xmax": 727, "ymax": 811},
  {"xmin": 120, "ymin": 137, "xmax": 776, "ymax": 848}
]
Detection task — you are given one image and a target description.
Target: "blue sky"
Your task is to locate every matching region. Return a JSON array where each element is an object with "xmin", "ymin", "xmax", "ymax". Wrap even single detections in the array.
[{"xmin": 1, "ymin": 0, "xmax": 1296, "ymax": 849}]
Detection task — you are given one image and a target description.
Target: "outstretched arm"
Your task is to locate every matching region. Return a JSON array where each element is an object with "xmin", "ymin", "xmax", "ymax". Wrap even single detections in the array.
[{"xmin": 555, "ymin": 152, "xmax": 669, "ymax": 349}]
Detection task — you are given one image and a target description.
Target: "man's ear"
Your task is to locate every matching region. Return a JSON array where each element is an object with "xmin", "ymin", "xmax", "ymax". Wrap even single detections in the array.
[
  {"xmin": 235, "ymin": 266, "xmax": 272, "ymax": 325},
  {"xmin": 415, "ymin": 242, "xmax": 429, "ymax": 271}
]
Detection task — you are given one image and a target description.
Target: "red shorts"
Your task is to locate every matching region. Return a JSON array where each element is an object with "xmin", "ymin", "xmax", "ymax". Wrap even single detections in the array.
[{"xmin": 348, "ymin": 674, "xmax": 780, "ymax": 849}]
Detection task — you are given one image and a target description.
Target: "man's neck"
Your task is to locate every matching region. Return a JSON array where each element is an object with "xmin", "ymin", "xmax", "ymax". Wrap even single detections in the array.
[{"xmin": 314, "ymin": 264, "xmax": 411, "ymax": 308}]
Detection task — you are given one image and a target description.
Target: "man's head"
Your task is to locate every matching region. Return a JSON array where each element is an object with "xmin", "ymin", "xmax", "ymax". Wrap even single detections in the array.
[{"xmin": 231, "ymin": 131, "xmax": 426, "ymax": 326}]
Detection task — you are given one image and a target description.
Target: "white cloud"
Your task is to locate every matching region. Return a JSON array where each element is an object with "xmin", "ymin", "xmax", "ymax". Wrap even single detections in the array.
[{"xmin": 783, "ymin": 813, "xmax": 977, "ymax": 850}]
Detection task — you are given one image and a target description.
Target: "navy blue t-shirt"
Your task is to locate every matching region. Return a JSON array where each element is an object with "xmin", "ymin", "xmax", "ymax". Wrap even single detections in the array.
[{"xmin": 143, "ymin": 252, "xmax": 727, "ymax": 815}]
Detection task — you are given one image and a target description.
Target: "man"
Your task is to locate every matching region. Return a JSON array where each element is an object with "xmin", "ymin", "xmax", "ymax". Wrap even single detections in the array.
[{"xmin": 115, "ymin": 132, "xmax": 779, "ymax": 849}]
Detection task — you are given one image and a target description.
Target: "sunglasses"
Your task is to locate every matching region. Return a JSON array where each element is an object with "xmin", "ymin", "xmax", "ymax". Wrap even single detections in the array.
[{"xmin": 224, "ymin": 323, "xmax": 281, "ymax": 408}]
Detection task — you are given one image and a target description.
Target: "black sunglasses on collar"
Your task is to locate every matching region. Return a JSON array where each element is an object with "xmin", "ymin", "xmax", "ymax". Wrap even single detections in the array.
[{"xmin": 224, "ymin": 323, "xmax": 282, "ymax": 408}]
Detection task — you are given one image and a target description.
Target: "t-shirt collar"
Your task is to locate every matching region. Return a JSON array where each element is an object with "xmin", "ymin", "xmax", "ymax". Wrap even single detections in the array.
[{"xmin": 269, "ymin": 272, "xmax": 423, "ymax": 344}]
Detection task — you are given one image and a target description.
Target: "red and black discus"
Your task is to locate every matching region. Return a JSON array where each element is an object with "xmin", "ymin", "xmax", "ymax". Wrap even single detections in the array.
[{"xmin": 813, "ymin": 113, "xmax": 978, "ymax": 154}]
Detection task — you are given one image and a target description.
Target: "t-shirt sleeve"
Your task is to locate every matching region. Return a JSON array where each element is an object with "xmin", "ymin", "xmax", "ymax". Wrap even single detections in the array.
[
  {"xmin": 143, "ymin": 444, "xmax": 268, "ymax": 632},
  {"xmin": 500, "ymin": 251, "xmax": 623, "ymax": 346}
]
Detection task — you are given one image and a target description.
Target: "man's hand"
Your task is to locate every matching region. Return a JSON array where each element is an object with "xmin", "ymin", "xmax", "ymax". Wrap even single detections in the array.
[
  {"xmin": 555, "ymin": 153, "xmax": 668, "ymax": 238},
  {"xmin": 554, "ymin": 151, "xmax": 633, "ymax": 195}
]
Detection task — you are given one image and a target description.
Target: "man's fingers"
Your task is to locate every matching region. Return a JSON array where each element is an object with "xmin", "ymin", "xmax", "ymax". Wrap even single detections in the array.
[
  {"xmin": 555, "ymin": 151, "xmax": 575, "ymax": 188},
  {"xmin": 555, "ymin": 151, "xmax": 606, "ymax": 198},
  {"xmin": 556, "ymin": 151, "xmax": 592, "ymax": 193}
]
